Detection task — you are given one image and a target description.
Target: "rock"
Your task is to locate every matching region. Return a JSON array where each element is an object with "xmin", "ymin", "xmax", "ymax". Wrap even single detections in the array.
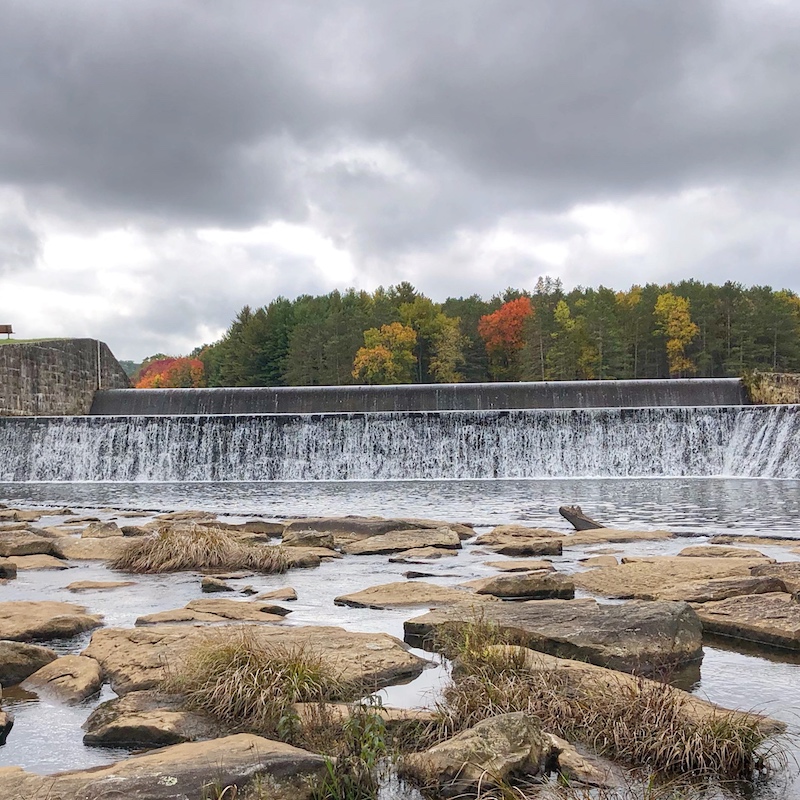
[
  {"xmin": 283, "ymin": 516, "xmax": 473, "ymax": 546},
  {"xmin": 0, "ymin": 531, "xmax": 58, "ymax": 557},
  {"xmin": 484, "ymin": 559, "xmax": 555, "ymax": 572},
  {"xmin": 0, "ymin": 559, "xmax": 17, "ymax": 579},
  {"xmin": 0, "ymin": 640, "xmax": 58, "ymax": 686},
  {"xmin": 388, "ymin": 547, "xmax": 460, "ymax": 563},
  {"xmin": 0, "ymin": 710, "xmax": 13, "ymax": 745},
  {"xmin": 66, "ymin": 580, "xmax": 137, "ymax": 592},
  {"xmin": 201, "ymin": 576, "xmax": 234, "ymax": 593},
  {"xmin": 5, "ymin": 554, "xmax": 70, "ymax": 570},
  {"xmin": 22, "ymin": 655, "xmax": 103, "ymax": 703},
  {"xmin": 579, "ymin": 555, "xmax": 618, "ymax": 568},
  {"xmin": 343, "ymin": 528, "xmax": 462, "ymax": 556},
  {"xmin": 63, "ymin": 516, "xmax": 101, "ymax": 524},
  {"xmin": 0, "ymin": 601, "xmax": 103, "ymax": 642},
  {"xmin": 81, "ymin": 521, "xmax": 123, "ymax": 539},
  {"xmin": 475, "ymin": 527, "xmax": 564, "ymax": 557},
  {"xmin": 335, "ymin": 581, "xmax": 488, "ymax": 609},
  {"xmin": 0, "ymin": 522, "xmax": 33, "ymax": 531},
  {"xmin": 136, "ymin": 598, "xmax": 290, "ymax": 626},
  {"xmin": 404, "ymin": 571, "xmax": 437, "ymax": 579},
  {"xmin": 83, "ymin": 625, "xmax": 427, "ymax": 695},
  {"xmin": 281, "ymin": 529, "xmax": 335, "ymax": 549},
  {"xmin": 255, "ymin": 587, "xmax": 298, "ymax": 602},
  {"xmin": 400, "ymin": 712, "xmax": 549, "ymax": 797},
  {"xmin": 0, "ymin": 509, "xmax": 41, "ymax": 522},
  {"xmin": 0, "ymin": 733, "xmax": 328, "ymax": 799},
  {"xmin": 282, "ymin": 549, "xmax": 322, "ymax": 569},
  {"xmin": 711, "ymin": 534, "xmax": 800, "ymax": 547},
  {"xmin": 678, "ymin": 545, "xmax": 773, "ymax": 561},
  {"xmin": 658, "ymin": 576, "xmax": 787, "ymax": 603},
  {"xmin": 545, "ymin": 733, "xmax": 622, "ymax": 788},
  {"xmin": 83, "ymin": 690, "xmax": 219, "ymax": 747},
  {"xmin": 574, "ymin": 556, "xmax": 765, "ymax": 600},
  {"xmin": 52, "ymin": 536, "xmax": 131, "ymax": 560},
  {"xmin": 694, "ymin": 592, "xmax": 800, "ymax": 650},
  {"xmin": 405, "ymin": 598, "xmax": 703, "ymax": 676},
  {"xmin": 292, "ymin": 702, "xmax": 437, "ymax": 730},
  {"xmin": 559, "ymin": 505, "xmax": 605, "ymax": 531},
  {"xmin": 120, "ymin": 524, "xmax": 158, "ymax": 536},
  {"xmin": 157, "ymin": 510, "xmax": 216, "ymax": 521},
  {"xmin": 565, "ymin": 528, "xmax": 674, "ymax": 546},
  {"xmin": 751, "ymin": 562, "xmax": 800, "ymax": 594},
  {"xmin": 461, "ymin": 572, "xmax": 575, "ymax": 600}
]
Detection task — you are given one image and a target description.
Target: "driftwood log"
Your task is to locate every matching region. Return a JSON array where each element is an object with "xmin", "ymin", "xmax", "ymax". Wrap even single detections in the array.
[{"xmin": 558, "ymin": 505, "xmax": 605, "ymax": 531}]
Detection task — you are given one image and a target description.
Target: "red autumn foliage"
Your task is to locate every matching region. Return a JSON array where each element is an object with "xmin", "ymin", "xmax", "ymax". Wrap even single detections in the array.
[
  {"xmin": 135, "ymin": 358, "xmax": 206, "ymax": 388},
  {"xmin": 477, "ymin": 297, "xmax": 533, "ymax": 355}
]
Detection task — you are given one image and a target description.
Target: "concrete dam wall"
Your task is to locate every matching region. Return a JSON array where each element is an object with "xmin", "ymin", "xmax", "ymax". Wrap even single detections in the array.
[
  {"xmin": 0, "ymin": 339, "xmax": 130, "ymax": 417},
  {"xmin": 90, "ymin": 378, "xmax": 749, "ymax": 416}
]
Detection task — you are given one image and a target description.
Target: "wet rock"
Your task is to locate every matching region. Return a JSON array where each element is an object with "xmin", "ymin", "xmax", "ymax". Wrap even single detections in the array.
[
  {"xmin": 83, "ymin": 625, "xmax": 427, "ymax": 695},
  {"xmin": 564, "ymin": 528, "xmax": 674, "ymax": 546},
  {"xmin": 658, "ymin": 576, "xmax": 787, "ymax": 603},
  {"xmin": 0, "ymin": 640, "xmax": 57, "ymax": 686},
  {"xmin": 404, "ymin": 571, "xmax": 437, "ymax": 579},
  {"xmin": 475, "ymin": 527, "xmax": 564, "ymax": 557},
  {"xmin": 240, "ymin": 520, "xmax": 285, "ymax": 537},
  {"xmin": 0, "ymin": 559, "xmax": 17, "ymax": 579},
  {"xmin": 579, "ymin": 555, "xmax": 618, "ymax": 567},
  {"xmin": 484, "ymin": 559, "xmax": 555, "ymax": 572},
  {"xmin": 0, "ymin": 710, "xmax": 13, "ymax": 745},
  {"xmin": 0, "ymin": 509, "xmax": 41, "ymax": 522},
  {"xmin": 136, "ymin": 598, "xmax": 290, "ymax": 626},
  {"xmin": 678, "ymin": 545, "xmax": 773, "ymax": 561},
  {"xmin": 292, "ymin": 702, "xmax": 437, "ymax": 730},
  {"xmin": 0, "ymin": 601, "xmax": 103, "ymax": 642},
  {"xmin": 201, "ymin": 576, "xmax": 234, "ymax": 593},
  {"xmin": 334, "ymin": 581, "xmax": 488, "ymax": 609},
  {"xmin": 83, "ymin": 690, "xmax": 219, "ymax": 747},
  {"xmin": 283, "ymin": 516, "xmax": 473, "ymax": 547},
  {"xmin": 574, "ymin": 556, "xmax": 764, "ymax": 600},
  {"xmin": 66, "ymin": 580, "xmax": 137, "ymax": 592},
  {"xmin": 255, "ymin": 587, "xmax": 298, "ymax": 602},
  {"xmin": 120, "ymin": 524, "xmax": 158, "ymax": 536},
  {"xmin": 400, "ymin": 712, "xmax": 549, "ymax": 797},
  {"xmin": 281, "ymin": 529, "xmax": 335, "ymax": 548},
  {"xmin": 711, "ymin": 534, "xmax": 800, "ymax": 547},
  {"xmin": 23, "ymin": 655, "xmax": 103, "ymax": 703},
  {"xmin": 405, "ymin": 598, "xmax": 703, "ymax": 676},
  {"xmin": 0, "ymin": 733, "xmax": 328, "ymax": 799},
  {"xmin": 461, "ymin": 572, "xmax": 575, "ymax": 600},
  {"xmin": 157, "ymin": 510, "xmax": 216, "ymax": 521},
  {"xmin": 52, "ymin": 536, "xmax": 131, "ymax": 561},
  {"xmin": 751, "ymin": 562, "xmax": 800, "ymax": 594},
  {"xmin": 282, "ymin": 549, "xmax": 321, "ymax": 569},
  {"xmin": 63, "ymin": 516, "xmax": 101, "ymax": 524},
  {"xmin": 343, "ymin": 528, "xmax": 461, "ymax": 556},
  {"xmin": 81, "ymin": 521, "xmax": 123, "ymax": 539},
  {"xmin": 0, "ymin": 531, "xmax": 58, "ymax": 557},
  {"xmin": 545, "ymin": 733, "xmax": 622, "ymax": 788},
  {"xmin": 694, "ymin": 592, "xmax": 800, "ymax": 650},
  {"xmin": 389, "ymin": 547, "xmax": 459, "ymax": 563},
  {"xmin": 5, "ymin": 554, "xmax": 70, "ymax": 570}
]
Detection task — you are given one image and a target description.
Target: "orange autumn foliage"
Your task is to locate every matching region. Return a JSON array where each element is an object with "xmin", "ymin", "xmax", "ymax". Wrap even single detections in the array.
[
  {"xmin": 135, "ymin": 357, "xmax": 206, "ymax": 388},
  {"xmin": 478, "ymin": 297, "xmax": 533, "ymax": 355}
]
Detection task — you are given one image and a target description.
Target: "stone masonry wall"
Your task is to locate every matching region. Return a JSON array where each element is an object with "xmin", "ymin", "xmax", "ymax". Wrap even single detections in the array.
[
  {"xmin": 0, "ymin": 339, "xmax": 130, "ymax": 416},
  {"xmin": 743, "ymin": 372, "xmax": 800, "ymax": 405}
]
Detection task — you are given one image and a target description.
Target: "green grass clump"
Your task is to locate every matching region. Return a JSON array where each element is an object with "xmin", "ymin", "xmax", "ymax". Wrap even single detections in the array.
[{"xmin": 111, "ymin": 523, "xmax": 288, "ymax": 574}]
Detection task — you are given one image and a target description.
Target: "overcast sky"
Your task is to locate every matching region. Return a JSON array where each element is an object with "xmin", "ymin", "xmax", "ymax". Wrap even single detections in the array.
[{"xmin": 1, "ymin": 0, "xmax": 799, "ymax": 360}]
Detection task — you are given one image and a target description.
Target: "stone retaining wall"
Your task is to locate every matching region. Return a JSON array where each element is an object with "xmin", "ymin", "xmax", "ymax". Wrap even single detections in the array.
[
  {"xmin": 0, "ymin": 339, "xmax": 130, "ymax": 416},
  {"xmin": 743, "ymin": 372, "xmax": 800, "ymax": 404}
]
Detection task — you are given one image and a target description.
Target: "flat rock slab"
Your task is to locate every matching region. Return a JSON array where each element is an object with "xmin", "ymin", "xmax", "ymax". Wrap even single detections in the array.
[
  {"xmin": 404, "ymin": 598, "xmax": 703, "ymax": 675},
  {"xmin": 5, "ymin": 554, "xmax": 70, "ymax": 570},
  {"xmin": 0, "ymin": 558, "xmax": 17, "ymax": 578},
  {"xmin": 678, "ymin": 545, "xmax": 773, "ymax": 561},
  {"xmin": 474, "ymin": 529, "xmax": 563, "ymax": 557},
  {"xmin": 0, "ymin": 640, "xmax": 57, "ymax": 686},
  {"xmin": 0, "ymin": 531, "xmax": 58, "ymax": 557},
  {"xmin": 563, "ymin": 529, "xmax": 674, "ymax": 546},
  {"xmin": 283, "ymin": 516, "xmax": 473, "ymax": 543},
  {"xmin": 484, "ymin": 559, "xmax": 555, "ymax": 572},
  {"xmin": 389, "ymin": 547, "xmax": 460, "ymax": 563},
  {"xmin": 83, "ymin": 625, "xmax": 427, "ymax": 695},
  {"xmin": 579, "ymin": 555, "xmax": 619, "ymax": 568},
  {"xmin": 751, "ymin": 562, "xmax": 800, "ymax": 593},
  {"xmin": 281, "ymin": 529, "xmax": 335, "ymax": 548},
  {"xmin": 23, "ymin": 654, "xmax": 102, "ymax": 703},
  {"xmin": 83, "ymin": 690, "xmax": 219, "ymax": 747},
  {"xmin": 711, "ymin": 534, "xmax": 800, "ymax": 547},
  {"xmin": 255, "ymin": 587, "xmax": 298, "ymax": 601},
  {"xmin": 694, "ymin": 592, "xmax": 800, "ymax": 650},
  {"xmin": 0, "ymin": 733, "xmax": 328, "ymax": 800},
  {"xmin": 334, "ymin": 581, "xmax": 489, "ymax": 609},
  {"xmin": 461, "ymin": 572, "xmax": 575, "ymax": 600},
  {"xmin": 136, "ymin": 598, "xmax": 291, "ymax": 626},
  {"xmin": 53, "ymin": 536, "xmax": 131, "ymax": 561},
  {"xmin": 0, "ymin": 601, "xmax": 103, "ymax": 643},
  {"xmin": 658, "ymin": 576, "xmax": 788, "ymax": 604},
  {"xmin": 343, "ymin": 528, "xmax": 462, "ymax": 555},
  {"xmin": 67, "ymin": 580, "xmax": 137, "ymax": 592},
  {"xmin": 574, "ymin": 557, "xmax": 766, "ymax": 600}
]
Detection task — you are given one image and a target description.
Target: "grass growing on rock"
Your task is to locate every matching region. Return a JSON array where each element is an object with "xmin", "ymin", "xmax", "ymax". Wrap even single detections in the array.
[{"xmin": 111, "ymin": 523, "xmax": 288, "ymax": 574}]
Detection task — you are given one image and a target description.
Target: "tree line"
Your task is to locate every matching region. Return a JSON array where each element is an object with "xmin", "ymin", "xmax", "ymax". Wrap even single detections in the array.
[{"xmin": 132, "ymin": 278, "xmax": 800, "ymax": 387}]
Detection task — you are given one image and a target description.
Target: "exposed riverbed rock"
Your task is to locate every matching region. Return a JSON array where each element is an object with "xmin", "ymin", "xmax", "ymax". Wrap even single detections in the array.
[
  {"xmin": 83, "ymin": 690, "xmax": 219, "ymax": 747},
  {"xmin": 693, "ymin": 592, "xmax": 800, "ymax": 650},
  {"xmin": 658, "ymin": 576, "xmax": 788, "ymax": 603},
  {"xmin": 0, "ymin": 601, "xmax": 103, "ymax": 642},
  {"xmin": 579, "ymin": 555, "xmax": 619, "ymax": 568},
  {"xmin": 545, "ymin": 733, "xmax": 622, "ymax": 788},
  {"xmin": 343, "ymin": 528, "xmax": 462, "ymax": 555},
  {"xmin": 559, "ymin": 505, "xmax": 605, "ymax": 531},
  {"xmin": 0, "ymin": 558, "xmax": 17, "ymax": 578},
  {"xmin": 334, "ymin": 581, "xmax": 488, "ymax": 609},
  {"xmin": 281, "ymin": 529, "xmax": 335, "ymax": 549},
  {"xmin": 711, "ymin": 534, "xmax": 800, "ymax": 547},
  {"xmin": 677, "ymin": 545, "xmax": 773, "ymax": 561},
  {"xmin": 4, "ymin": 554, "xmax": 70, "ymax": 570},
  {"xmin": 67, "ymin": 580, "xmax": 137, "ymax": 592},
  {"xmin": 80, "ymin": 521, "xmax": 123, "ymax": 538},
  {"xmin": 0, "ymin": 640, "xmax": 57, "ymax": 686},
  {"xmin": 52, "ymin": 535, "xmax": 131, "ymax": 561},
  {"xmin": 83, "ymin": 625, "xmax": 427, "ymax": 695},
  {"xmin": 751, "ymin": 562, "xmax": 800, "ymax": 594},
  {"xmin": 405, "ymin": 598, "xmax": 703, "ymax": 675},
  {"xmin": 201, "ymin": 576, "xmax": 234, "ymax": 593},
  {"xmin": 484, "ymin": 559, "xmax": 555, "ymax": 572},
  {"xmin": 461, "ymin": 572, "xmax": 575, "ymax": 600},
  {"xmin": 135, "ymin": 598, "xmax": 291, "ymax": 626},
  {"xmin": 0, "ymin": 709, "xmax": 12, "ymax": 745},
  {"xmin": 574, "ymin": 556, "xmax": 766, "ymax": 600},
  {"xmin": 400, "ymin": 711, "xmax": 549, "ymax": 798},
  {"xmin": 255, "ymin": 587, "xmax": 298, "ymax": 602},
  {"xmin": 564, "ymin": 528, "xmax": 674, "ymax": 546},
  {"xmin": 22, "ymin": 654, "xmax": 103, "ymax": 702},
  {"xmin": 0, "ymin": 531, "xmax": 58, "ymax": 557},
  {"xmin": 388, "ymin": 547, "xmax": 460, "ymax": 563},
  {"xmin": 0, "ymin": 509, "xmax": 41, "ymax": 522},
  {"xmin": 0, "ymin": 733, "xmax": 329, "ymax": 800},
  {"xmin": 283, "ymin": 516, "xmax": 473, "ymax": 547},
  {"xmin": 475, "ymin": 527, "xmax": 564, "ymax": 557}
]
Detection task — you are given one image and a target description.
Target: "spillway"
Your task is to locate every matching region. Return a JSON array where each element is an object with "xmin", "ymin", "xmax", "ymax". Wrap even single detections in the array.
[{"xmin": 0, "ymin": 405, "xmax": 797, "ymax": 482}]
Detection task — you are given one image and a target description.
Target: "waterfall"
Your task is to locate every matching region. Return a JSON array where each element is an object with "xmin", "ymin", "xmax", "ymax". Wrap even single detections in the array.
[{"xmin": 0, "ymin": 405, "xmax": 797, "ymax": 482}]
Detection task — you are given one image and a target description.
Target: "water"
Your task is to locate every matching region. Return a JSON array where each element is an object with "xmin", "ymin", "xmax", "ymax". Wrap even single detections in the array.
[
  {"xmin": 1, "ymin": 476, "xmax": 799, "ymax": 799},
  {"xmin": 2, "ymin": 405, "xmax": 800, "ymax": 482}
]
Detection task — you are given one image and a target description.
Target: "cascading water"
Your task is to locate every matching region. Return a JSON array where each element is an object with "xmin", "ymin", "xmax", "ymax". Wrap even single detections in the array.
[{"xmin": 0, "ymin": 405, "xmax": 797, "ymax": 482}]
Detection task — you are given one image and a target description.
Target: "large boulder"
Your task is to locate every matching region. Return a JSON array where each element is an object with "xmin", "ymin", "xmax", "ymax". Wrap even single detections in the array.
[
  {"xmin": 400, "ymin": 712, "xmax": 549, "ymax": 797},
  {"xmin": 283, "ymin": 516, "xmax": 473, "ymax": 546},
  {"xmin": 461, "ymin": 572, "xmax": 574, "ymax": 600},
  {"xmin": 343, "ymin": 528, "xmax": 461, "ymax": 556},
  {"xmin": 0, "ymin": 559, "xmax": 17, "ymax": 578},
  {"xmin": 0, "ymin": 734, "xmax": 328, "ymax": 800},
  {"xmin": 658, "ymin": 576, "xmax": 787, "ymax": 603},
  {"xmin": 405, "ymin": 598, "xmax": 703, "ymax": 676},
  {"xmin": 4, "ymin": 554, "xmax": 70, "ymax": 570},
  {"xmin": 22, "ymin": 654, "xmax": 103, "ymax": 703},
  {"xmin": 0, "ymin": 601, "xmax": 103, "ymax": 642},
  {"xmin": 0, "ymin": 640, "xmax": 57, "ymax": 686},
  {"xmin": 83, "ymin": 625, "xmax": 427, "ymax": 695},
  {"xmin": 281, "ymin": 529, "xmax": 335, "ymax": 549},
  {"xmin": 81, "ymin": 521, "xmax": 123, "ymax": 539},
  {"xmin": 0, "ymin": 531, "xmax": 58, "ymax": 557},
  {"xmin": 83, "ymin": 690, "xmax": 219, "ymax": 747},
  {"xmin": 474, "ymin": 527, "xmax": 563, "ymax": 557},
  {"xmin": 136, "ymin": 598, "xmax": 290, "ymax": 625},
  {"xmin": 677, "ymin": 545, "xmax": 773, "ymax": 561},
  {"xmin": 52, "ymin": 536, "xmax": 131, "ymax": 561},
  {"xmin": 751, "ymin": 562, "xmax": 800, "ymax": 594},
  {"xmin": 334, "ymin": 581, "xmax": 488, "ymax": 609}
]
